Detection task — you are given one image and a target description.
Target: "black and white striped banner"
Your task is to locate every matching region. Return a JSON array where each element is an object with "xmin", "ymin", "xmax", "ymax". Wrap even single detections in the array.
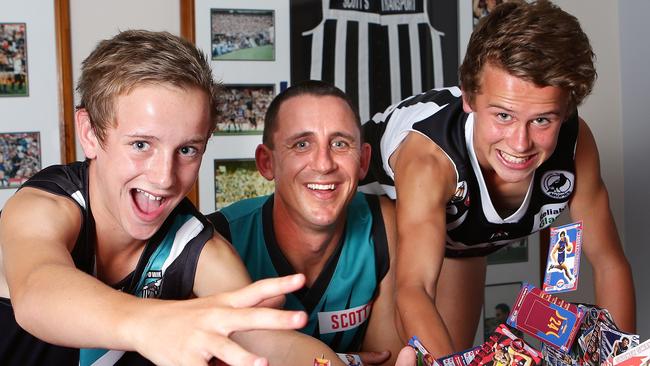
[{"xmin": 290, "ymin": 0, "xmax": 460, "ymax": 121}]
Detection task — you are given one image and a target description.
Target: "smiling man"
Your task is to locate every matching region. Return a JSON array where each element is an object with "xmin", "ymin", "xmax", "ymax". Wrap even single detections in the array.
[
  {"xmin": 208, "ymin": 81, "xmax": 404, "ymax": 365},
  {"xmin": 359, "ymin": 0, "xmax": 635, "ymax": 358},
  {"xmin": 0, "ymin": 30, "xmax": 350, "ymax": 366}
]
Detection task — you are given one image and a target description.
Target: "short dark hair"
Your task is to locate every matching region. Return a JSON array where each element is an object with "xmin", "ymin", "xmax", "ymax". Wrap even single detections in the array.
[
  {"xmin": 460, "ymin": 0, "xmax": 596, "ymax": 111},
  {"xmin": 77, "ymin": 30, "xmax": 221, "ymax": 144},
  {"xmin": 262, "ymin": 80, "xmax": 360, "ymax": 148},
  {"xmin": 495, "ymin": 303, "xmax": 510, "ymax": 314}
]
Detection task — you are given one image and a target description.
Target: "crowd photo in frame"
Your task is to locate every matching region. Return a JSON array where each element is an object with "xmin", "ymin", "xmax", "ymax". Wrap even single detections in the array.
[
  {"xmin": 215, "ymin": 84, "xmax": 275, "ymax": 135},
  {"xmin": 0, "ymin": 23, "xmax": 28, "ymax": 97},
  {"xmin": 0, "ymin": 131, "xmax": 41, "ymax": 189},
  {"xmin": 214, "ymin": 159, "xmax": 274, "ymax": 209},
  {"xmin": 211, "ymin": 8, "xmax": 275, "ymax": 61}
]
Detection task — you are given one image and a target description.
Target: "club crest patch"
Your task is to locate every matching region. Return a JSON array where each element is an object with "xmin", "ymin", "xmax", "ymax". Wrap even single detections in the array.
[{"xmin": 541, "ymin": 170, "xmax": 574, "ymax": 199}]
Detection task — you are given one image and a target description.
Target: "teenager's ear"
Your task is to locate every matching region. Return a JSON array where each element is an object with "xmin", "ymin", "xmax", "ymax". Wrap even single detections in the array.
[
  {"xmin": 461, "ymin": 90, "xmax": 474, "ymax": 114},
  {"xmin": 255, "ymin": 144, "xmax": 274, "ymax": 181},
  {"xmin": 75, "ymin": 109, "xmax": 99, "ymax": 159}
]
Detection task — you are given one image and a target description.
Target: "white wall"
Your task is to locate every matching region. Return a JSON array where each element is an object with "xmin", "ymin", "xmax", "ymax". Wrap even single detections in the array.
[
  {"xmin": 1, "ymin": 1, "xmax": 63, "ymax": 207},
  {"xmin": 548, "ymin": 0, "xmax": 624, "ymax": 312},
  {"xmin": 69, "ymin": 0, "xmax": 180, "ymax": 161},
  {"xmin": 619, "ymin": 0, "xmax": 650, "ymax": 338}
]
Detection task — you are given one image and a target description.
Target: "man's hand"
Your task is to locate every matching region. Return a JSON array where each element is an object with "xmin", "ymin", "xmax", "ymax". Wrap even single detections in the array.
[{"xmin": 131, "ymin": 274, "xmax": 308, "ymax": 366}]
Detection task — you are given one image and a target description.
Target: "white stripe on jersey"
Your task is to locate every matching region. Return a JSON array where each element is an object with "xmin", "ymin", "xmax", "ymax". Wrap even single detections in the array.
[
  {"xmin": 302, "ymin": 1, "xmax": 445, "ymax": 121},
  {"xmin": 161, "ymin": 216, "xmax": 204, "ymax": 273}
]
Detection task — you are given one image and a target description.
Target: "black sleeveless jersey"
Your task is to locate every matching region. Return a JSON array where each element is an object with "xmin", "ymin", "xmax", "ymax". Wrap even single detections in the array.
[
  {"xmin": 360, "ymin": 87, "xmax": 578, "ymax": 257},
  {"xmin": 1, "ymin": 161, "xmax": 212, "ymax": 365}
]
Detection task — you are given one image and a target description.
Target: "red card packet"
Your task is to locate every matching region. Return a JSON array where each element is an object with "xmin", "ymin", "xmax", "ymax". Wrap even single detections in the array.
[{"xmin": 507, "ymin": 283, "xmax": 584, "ymax": 352}]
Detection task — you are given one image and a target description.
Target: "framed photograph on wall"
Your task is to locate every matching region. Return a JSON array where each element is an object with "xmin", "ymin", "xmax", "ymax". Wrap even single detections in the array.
[
  {"xmin": 483, "ymin": 281, "xmax": 523, "ymax": 342},
  {"xmin": 214, "ymin": 159, "xmax": 274, "ymax": 209},
  {"xmin": 190, "ymin": 0, "xmax": 290, "ymax": 213},
  {"xmin": 0, "ymin": 23, "xmax": 28, "ymax": 97},
  {"xmin": 289, "ymin": 0, "xmax": 472, "ymax": 123},
  {"xmin": 215, "ymin": 84, "xmax": 275, "ymax": 135},
  {"xmin": 0, "ymin": 131, "xmax": 41, "ymax": 189},
  {"xmin": 210, "ymin": 8, "xmax": 275, "ymax": 61},
  {"xmin": 487, "ymin": 238, "xmax": 529, "ymax": 265}
]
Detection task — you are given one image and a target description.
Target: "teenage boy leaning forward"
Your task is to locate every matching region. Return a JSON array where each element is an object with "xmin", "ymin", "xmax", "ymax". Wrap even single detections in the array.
[
  {"xmin": 0, "ymin": 30, "xmax": 352, "ymax": 366},
  {"xmin": 360, "ymin": 0, "xmax": 635, "ymax": 358}
]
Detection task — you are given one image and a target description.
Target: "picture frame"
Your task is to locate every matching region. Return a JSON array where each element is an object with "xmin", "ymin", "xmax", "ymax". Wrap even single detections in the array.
[
  {"xmin": 215, "ymin": 84, "xmax": 275, "ymax": 135},
  {"xmin": 1, "ymin": 0, "xmax": 73, "ymax": 207},
  {"xmin": 210, "ymin": 8, "xmax": 275, "ymax": 61},
  {"xmin": 214, "ymin": 158, "xmax": 274, "ymax": 210},
  {"xmin": 191, "ymin": 0, "xmax": 291, "ymax": 212},
  {"xmin": 194, "ymin": 0, "xmax": 290, "ymax": 84},
  {"xmin": 0, "ymin": 131, "xmax": 41, "ymax": 189},
  {"xmin": 0, "ymin": 23, "xmax": 28, "ymax": 97},
  {"xmin": 483, "ymin": 281, "xmax": 523, "ymax": 342},
  {"xmin": 289, "ymin": 0, "xmax": 473, "ymax": 122}
]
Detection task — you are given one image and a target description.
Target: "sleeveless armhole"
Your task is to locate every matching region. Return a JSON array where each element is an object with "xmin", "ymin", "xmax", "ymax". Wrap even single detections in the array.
[
  {"xmin": 206, "ymin": 211, "xmax": 232, "ymax": 243},
  {"xmin": 364, "ymin": 194, "xmax": 390, "ymax": 284}
]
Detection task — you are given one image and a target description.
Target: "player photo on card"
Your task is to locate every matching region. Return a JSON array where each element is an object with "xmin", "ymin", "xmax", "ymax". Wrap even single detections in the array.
[{"xmin": 543, "ymin": 221, "xmax": 583, "ymax": 294}]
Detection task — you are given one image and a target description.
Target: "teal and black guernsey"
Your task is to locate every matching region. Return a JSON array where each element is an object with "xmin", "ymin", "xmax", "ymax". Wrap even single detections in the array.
[
  {"xmin": 0, "ymin": 161, "xmax": 214, "ymax": 366},
  {"xmin": 208, "ymin": 192, "xmax": 389, "ymax": 352}
]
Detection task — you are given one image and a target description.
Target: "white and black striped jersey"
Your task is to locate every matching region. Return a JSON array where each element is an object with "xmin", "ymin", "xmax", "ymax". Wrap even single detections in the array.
[
  {"xmin": 290, "ymin": 0, "xmax": 460, "ymax": 121},
  {"xmin": 359, "ymin": 87, "xmax": 579, "ymax": 257},
  {"xmin": 1, "ymin": 161, "xmax": 213, "ymax": 365}
]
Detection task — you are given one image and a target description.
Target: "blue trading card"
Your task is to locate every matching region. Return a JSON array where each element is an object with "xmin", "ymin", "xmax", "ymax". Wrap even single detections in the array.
[
  {"xmin": 543, "ymin": 221, "xmax": 583, "ymax": 294},
  {"xmin": 599, "ymin": 323, "xmax": 639, "ymax": 365}
]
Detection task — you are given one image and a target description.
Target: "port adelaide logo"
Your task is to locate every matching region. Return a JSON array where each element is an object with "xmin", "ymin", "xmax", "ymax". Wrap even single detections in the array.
[{"xmin": 541, "ymin": 171, "xmax": 574, "ymax": 199}]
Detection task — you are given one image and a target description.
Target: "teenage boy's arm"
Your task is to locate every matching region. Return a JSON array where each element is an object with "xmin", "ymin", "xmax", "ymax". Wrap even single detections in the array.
[
  {"xmin": 359, "ymin": 196, "xmax": 408, "ymax": 366},
  {"xmin": 569, "ymin": 118, "xmax": 636, "ymax": 332},
  {"xmin": 0, "ymin": 188, "xmax": 314, "ymax": 366},
  {"xmin": 390, "ymin": 133, "xmax": 458, "ymax": 357},
  {"xmin": 193, "ymin": 233, "xmax": 344, "ymax": 366}
]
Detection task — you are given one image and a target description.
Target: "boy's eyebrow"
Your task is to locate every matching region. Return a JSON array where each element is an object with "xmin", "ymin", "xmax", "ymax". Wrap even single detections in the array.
[
  {"xmin": 125, "ymin": 134, "xmax": 207, "ymax": 144},
  {"xmin": 487, "ymin": 102, "xmax": 563, "ymax": 117}
]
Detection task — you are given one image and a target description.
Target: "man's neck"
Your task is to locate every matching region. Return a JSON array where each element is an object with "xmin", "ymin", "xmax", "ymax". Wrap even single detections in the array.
[{"xmin": 272, "ymin": 206, "xmax": 345, "ymax": 288}]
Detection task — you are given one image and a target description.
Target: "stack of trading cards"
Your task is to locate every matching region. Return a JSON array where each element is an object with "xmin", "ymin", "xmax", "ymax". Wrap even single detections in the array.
[
  {"xmin": 613, "ymin": 338, "xmax": 650, "ymax": 366},
  {"xmin": 436, "ymin": 346, "xmax": 480, "ymax": 366},
  {"xmin": 543, "ymin": 222, "xmax": 583, "ymax": 294},
  {"xmin": 508, "ymin": 283, "xmax": 584, "ymax": 353},
  {"xmin": 542, "ymin": 343, "xmax": 580, "ymax": 366},
  {"xmin": 572, "ymin": 304, "xmax": 640, "ymax": 366},
  {"xmin": 408, "ymin": 336, "xmax": 439, "ymax": 366},
  {"xmin": 468, "ymin": 324, "xmax": 542, "ymax": 366},
  {"xmin": 599, "ymin": 322, "xmax": 640, "ymax": 365}
]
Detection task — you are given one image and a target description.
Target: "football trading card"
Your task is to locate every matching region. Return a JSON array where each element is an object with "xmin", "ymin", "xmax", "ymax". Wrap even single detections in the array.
[
  {"xmin": 314, "ymin": 356, "xmax": 331, "ymax": 366},
  {"xmin": 614, "ymin": 338, "xmax": 650, "ymax": 366},
  {"xmin": 468, "ymin": 324, "xmax": 542, "ymax": 366},
  {"xmin": 599, "ymin": 322, "xmax": 640, "ymax": 365},
  {"xmin": 507, "ymin": 283, "xmax": 584, "ymax": 352},
  {"xmin": 337, "ymin": 353, "xmax": 363, "ymax": 365},
  {"xmin": 408, "ymin": 336, "xmax": 439, "ymax": 366},
  {"xmin": 437, "ymin": 346, "xmax": 480, "ymax": 366},
  {"xmin": 542, "ymin": 343, "xmax": 579, "ymax": 366},
  {"xmin": 578, "ymin": 304, "xmax": 615, "ymax": 332},
  {"xmin": 543, "ymin": 221, "xmax": 583, "ymax": 294},
  {"xmin": 578, "ymin": 323, "xmax": 602, "ymax": 366}
]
